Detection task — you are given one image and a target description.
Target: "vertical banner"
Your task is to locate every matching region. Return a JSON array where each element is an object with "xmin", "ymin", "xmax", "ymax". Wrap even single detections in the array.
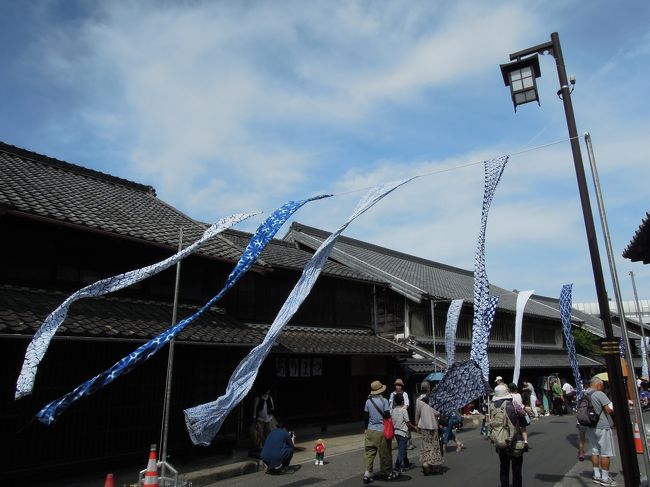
[
  {"xmin": 560, "ymin": 284, "xmax": 583, "ymax": 397},
  {"xmin": 512, "ymin": 290, "xmax": 534, "ymax": 385},
  {"xmin": 470, "ymin": 156, "xmax": 508, "ymax": 381},
  {"xmin": 641, "ymin": 337, "xmax": 650, "ymax": 380},
  {"xmin": 445, "ymin": 299, "xmax": 464, "ymax": 368},
  {"xmin": 17, "ymin": 212, "xmax": 257, "ymax": 399},
  {"xmin": 183, "ymin": 177, "xmax": 414, "ymax": 446},
  {"xmin": 35, "ymin": 196, "xmax": 330, "ymax": 424}
]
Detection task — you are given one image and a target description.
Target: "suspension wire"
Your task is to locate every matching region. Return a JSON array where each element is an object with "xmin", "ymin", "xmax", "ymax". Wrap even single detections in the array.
[{"xmin": 330, "ymin": 135, "xmax": 576, "ymax": 198}]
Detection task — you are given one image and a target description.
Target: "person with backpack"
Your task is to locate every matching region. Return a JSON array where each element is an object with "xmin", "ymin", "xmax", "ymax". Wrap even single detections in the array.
[
  {"xmin": 490, "ymin": 384, "xmax": 527, "ymax": 487},
  {"xmin": 579, "ymin": 376, "xmax": 618, "ymax": 486}
]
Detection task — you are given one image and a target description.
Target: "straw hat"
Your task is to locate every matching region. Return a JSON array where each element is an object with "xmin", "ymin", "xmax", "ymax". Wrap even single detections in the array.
[
  {"xmin": 394, "ymin": 379, "xmax": 405, "ymax": 386},
  {"xmin": 493, "ymin": 384, "xmax": 512, "ymax": 400},
  {"xmin": 370, "ymin": 380, "xmax": 386, "ymax": 395}
]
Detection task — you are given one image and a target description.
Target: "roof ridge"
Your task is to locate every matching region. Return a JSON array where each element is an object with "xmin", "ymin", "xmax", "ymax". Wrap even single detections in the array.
[
  {"xmin": 0, "ymin": 141, "xmax": 156, "ymax": 195},
  {"xmin": 289, "ymin": 222, "xmax": 474, "ymax": 276}
]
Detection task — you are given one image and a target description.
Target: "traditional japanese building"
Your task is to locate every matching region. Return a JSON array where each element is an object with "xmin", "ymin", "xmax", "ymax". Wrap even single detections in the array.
[{"xmin": 0, "ymin": 142, "xmax": 408, "ymax": 483}]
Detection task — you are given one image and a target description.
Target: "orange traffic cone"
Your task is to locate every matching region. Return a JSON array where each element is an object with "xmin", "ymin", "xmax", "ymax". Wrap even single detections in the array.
[
  {"xmin": 143, "ymin": 444, "xmax": 159, "ymax": 487},
  {"xmin": 634, "ymin": 422, "xmax": 644, "ymax": 454},
  {"xmin": 104, "ymin": 473, "xmax": 114, "ymax": 487}
]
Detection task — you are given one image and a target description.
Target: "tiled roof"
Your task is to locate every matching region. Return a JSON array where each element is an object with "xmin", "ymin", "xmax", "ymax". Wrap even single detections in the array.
[
  {"xmin": 0, "ymin": 141, "xmax": 243, "ymax": 262},
  {"xmin": 286, "ymin": 223, "xmax": 562, "ymax": 320},
  {"xmin": 221, "ymin": 229, "xmax": 380, "ymax": 283},
  {"xmin": 0, "ymin": 142, "xmax": 376, "ymax": 280},
  {"xmin": 623, "ymin": 212, "xmax": 650, "ymax": 264},
  {"xmin": 0, "ymin": 285, "xmax": 406, "ymax": 355},
  {"xmin": 532, "ymin": 294, "xmax": 641, "ymax": 340},
  {"xmin": 402, "ymin": 351, "xmax": 602, "ymax": 375}
]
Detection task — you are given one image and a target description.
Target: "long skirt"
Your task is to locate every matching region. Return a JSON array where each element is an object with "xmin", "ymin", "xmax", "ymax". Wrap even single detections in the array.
[{"xmin": 420, "ymin": 429, "xmax": 443, "ymax": 466}]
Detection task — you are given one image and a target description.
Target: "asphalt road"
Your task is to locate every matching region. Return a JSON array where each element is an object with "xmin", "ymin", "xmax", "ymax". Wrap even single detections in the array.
[{"xmin": 209, "ymin": 415, "xmax": 605, "ymax": 487}]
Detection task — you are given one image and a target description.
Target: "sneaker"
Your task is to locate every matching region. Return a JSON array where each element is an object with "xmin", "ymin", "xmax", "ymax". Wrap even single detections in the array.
[
  {"xmin": 598, "ymin": 478, "xmax": 619, "ymax": 486},
  {"xmin": 592, "ymin": 477, "xmax": 602, "ymax": 484},
  {"xmin": 362, "ymin": 475, "xmax": 374, "ymax": 484},
  {"xmin": 315, "ymin": 460, "xmax": 319, "ymax": 465},
  {"xmin": 386, "ymin": 470, "xmax": 401, "ymax": 480}
]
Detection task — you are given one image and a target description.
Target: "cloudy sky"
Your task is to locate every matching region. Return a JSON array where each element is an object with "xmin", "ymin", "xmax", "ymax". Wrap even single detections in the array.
[{"xmin": 1, "ymin": 0, "xmax": 649, "ymax": 304}]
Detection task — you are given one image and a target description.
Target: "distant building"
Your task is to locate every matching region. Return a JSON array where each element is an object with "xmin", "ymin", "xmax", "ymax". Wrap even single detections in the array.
[{"xmin": 574, "ymin": 300, "xmax": 650, "ymax": 325}]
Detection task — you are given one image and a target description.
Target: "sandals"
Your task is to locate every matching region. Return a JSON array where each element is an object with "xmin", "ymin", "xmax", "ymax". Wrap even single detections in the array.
[
  {"xmin": 387, "ymin": 470, "xmax": 402, "ymax": 480},
  {"xmin": 362, "ymin": 475, "xmax": 374, "ymax": 484}
]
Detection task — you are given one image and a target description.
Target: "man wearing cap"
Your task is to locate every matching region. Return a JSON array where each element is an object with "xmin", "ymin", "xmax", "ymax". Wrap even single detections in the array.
[
  {"xmin": 363, "ymin": 380, "xmax": 398, "ymax": 483},
  {"xmin": 495, "ymin": 376, "xmax": 504, "ymax": 386}
]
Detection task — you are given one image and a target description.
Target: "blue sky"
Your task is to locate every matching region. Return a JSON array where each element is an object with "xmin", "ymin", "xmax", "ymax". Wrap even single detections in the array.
[{"xmin": 1, "ymin": 0, "xmax": 649, "ymax": 305}]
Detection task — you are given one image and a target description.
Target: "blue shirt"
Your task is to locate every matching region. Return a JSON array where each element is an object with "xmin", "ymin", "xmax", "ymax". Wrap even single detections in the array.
[
  {"xmin": 365, "ymin": 396, "xmax": 389, "ymax": 432},
  {"xmin": 260, "ymin": 429, "xmax": 293, "ymax": 468}
]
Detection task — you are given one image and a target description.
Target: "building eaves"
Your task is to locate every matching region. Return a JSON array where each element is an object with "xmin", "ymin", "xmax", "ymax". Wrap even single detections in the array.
[
  {"xmin": 623, "ymin": 211, "xmax": 650, "ymax": 264},
  {"xmin": 0, "ymin": 285, "xmax": 404, "ymax": 355},
  {"xmin": 0, "ymin": 142, "xmax": 245, "ymax": 263},
  {"xmin": 286, "ymin": 223, "xmax": 562, "ymax": 321}
]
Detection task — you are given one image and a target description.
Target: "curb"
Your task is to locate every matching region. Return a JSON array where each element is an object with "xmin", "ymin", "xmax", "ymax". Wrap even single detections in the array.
[{"xmin": 183, "ymin": 460, "xmax": 261, "ymax": 486}]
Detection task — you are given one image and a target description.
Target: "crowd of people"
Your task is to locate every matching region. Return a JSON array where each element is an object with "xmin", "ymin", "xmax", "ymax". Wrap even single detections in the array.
[{"xmin": 253, "ymin": 373, "xmax": 622, "ymax": 487}]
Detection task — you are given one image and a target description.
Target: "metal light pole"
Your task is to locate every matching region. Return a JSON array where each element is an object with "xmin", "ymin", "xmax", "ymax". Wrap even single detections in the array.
[
  {"xmin": 500, "ymin": 32, "xmax": 640, "ymax": 484},
  {"xmin": 585, "ymin": 132, "xmax": 650, "ymax": 480}
]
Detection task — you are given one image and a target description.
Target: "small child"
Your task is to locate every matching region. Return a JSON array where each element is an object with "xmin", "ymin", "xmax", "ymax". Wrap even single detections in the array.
[{"xmin": 313, "ymin": 439, "xmax": 325, "ymax": 465}]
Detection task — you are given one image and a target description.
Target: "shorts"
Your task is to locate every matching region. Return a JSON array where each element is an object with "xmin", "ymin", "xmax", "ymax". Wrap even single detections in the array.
[{"xmin": 585, "ymin": 427, "xmax": 615, "ymax": 457}]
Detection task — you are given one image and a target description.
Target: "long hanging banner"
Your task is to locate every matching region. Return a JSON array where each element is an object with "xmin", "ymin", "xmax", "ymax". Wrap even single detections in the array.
[
  {"xmin": 183, "ymin": 177, "xmax": 415, "ymax": 445},
  {"xmin": 641, "ymin": 338, "xmax": 650, "ymax": 379},
  {"xmin": 35, "ymin": 196, "xmax": 330, "ymax": 424},
  {"xmin": 559, "ymin": 284, "xmax": 583, "ymax": 397},
  {"xmin": 16, "ymin": 212, "xmax": 258, "ymax": 400},
  {"xmin": 512, "ymin": 290, "xmax": 534, "ymax": 385},
  {"xmin": 445, "ymin": 299, "xmax": 463, "ymax": 368},
  {"xmin": 470, "ymin": 156, "xmax": 508, "ymax": 381}
]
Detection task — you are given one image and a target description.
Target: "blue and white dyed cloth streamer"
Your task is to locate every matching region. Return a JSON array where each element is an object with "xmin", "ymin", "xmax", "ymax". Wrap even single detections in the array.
[
  {"xmin": 183, "ymin": 178, "xmax": 414, "ymax": 445},
  {"xmin": 470, "ymin": 155, "xmax": 508, "ymax": 381},
  {"xmin": 560, "ymin": 284, "xmax": 583, "ymax": 398},
  {"xmin": 35, "ymin": 196, "xmax": 330, "ymax": 424},
  {"xmin": 512, "ymin": 290, "xmax": 534, "ymax": 385},
  {"xmin": 17, "ymin": 212, "xmax": 257, "ymax": 400},
  {"xmin": 445, "ymin": 299, "xmax": 463, "ymax": 368}
]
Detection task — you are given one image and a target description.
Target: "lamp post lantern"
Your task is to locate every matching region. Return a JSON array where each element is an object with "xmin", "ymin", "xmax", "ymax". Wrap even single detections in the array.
[{"xmin": 500, "ymin": 32, "xmax": 640, "ymax": 485}]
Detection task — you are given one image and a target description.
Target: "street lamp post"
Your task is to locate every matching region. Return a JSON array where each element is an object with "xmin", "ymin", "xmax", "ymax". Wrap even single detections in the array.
[{"xmin": 500, "ymin": 32, "xmax": 640, "ymax": 485}]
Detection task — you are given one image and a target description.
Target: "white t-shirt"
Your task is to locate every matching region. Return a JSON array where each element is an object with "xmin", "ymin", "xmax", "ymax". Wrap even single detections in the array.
[
  {"xmin": 389, "ymin": 390, "xmax": 410, "ymax": 409},
  {"xmin": 562, "ymin": 383, "xmax": 575, "ymax": 395}
]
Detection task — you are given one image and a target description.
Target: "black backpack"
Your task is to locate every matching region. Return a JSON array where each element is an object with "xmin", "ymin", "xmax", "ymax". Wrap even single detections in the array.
[{"xmin": 576, "ymin": 391, "xmax": 601, "ymax": 426}]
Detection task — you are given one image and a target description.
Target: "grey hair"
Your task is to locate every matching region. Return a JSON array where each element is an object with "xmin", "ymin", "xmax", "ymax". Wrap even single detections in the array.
[
  {"xmin": 420, "ymin": 380, "xmax": 431, "ymax": 393},
  {"xmin": 590, "ymin": 376, "xmax": 604, "ymax": 388}
]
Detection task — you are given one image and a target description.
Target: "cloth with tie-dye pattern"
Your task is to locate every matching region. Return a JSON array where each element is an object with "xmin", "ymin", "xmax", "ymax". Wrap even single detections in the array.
[
  {"xmin": 470, "ymin": 156, "xmax": 508, "ymax": 381},
  {"xmin": 17, "ymin": 212, "xmax": 257, "ymax": 400},
  {"xmin": 559, "ymin": 284, "xmax": 583, "ymax": 398},
  {"xmin": 445, "ymin": 299, "xmax": 463, "ymax": 368},
  {"xmin": 183, "ymin": 178, "xmax": 415, "ymax": 446},
  {"xmin": 35, "ymin": 196, "xmax": 330, "ymax": 424}
]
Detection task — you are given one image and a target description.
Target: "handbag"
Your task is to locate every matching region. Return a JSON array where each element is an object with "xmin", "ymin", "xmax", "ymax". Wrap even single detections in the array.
[{"xmin": 369, "ymin": 397, "xmax": 395, "ymax": 440}]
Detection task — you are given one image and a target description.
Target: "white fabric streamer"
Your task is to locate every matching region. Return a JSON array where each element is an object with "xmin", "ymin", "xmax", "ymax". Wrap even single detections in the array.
[
  {"xmin": 512, "ymin": 290, "xmax": 534, "ymax": 385},
  {"xmin": 641, "ymin": 337, "xmax": 650, "ymax": 379},
  {"xmin": 445, "ymin": 299, "xmax": 463, "ymax": 368},
  {"xmin": 183, "ymin": 177, "xmax": 414, "ymax": 446},
  {"xmin": 16, "ymin": 212, "xmax": 257, "ymax": 399}
]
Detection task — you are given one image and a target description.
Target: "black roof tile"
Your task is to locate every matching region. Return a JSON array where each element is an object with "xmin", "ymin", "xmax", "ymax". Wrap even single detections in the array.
[
  {"xmin": 0, "ymin": 142, "xmax": 377, "ymax": 281},
  {"xmin": 0, "ymin": 285, "xmax": 405, "ymax": 355},
  {"xmin": 623, "ymin": 211, "xmax": 650, "ymax": 264},
  {"xmin": 286, "ymin": 223, "xmax": 561, "ymax": 320}
]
